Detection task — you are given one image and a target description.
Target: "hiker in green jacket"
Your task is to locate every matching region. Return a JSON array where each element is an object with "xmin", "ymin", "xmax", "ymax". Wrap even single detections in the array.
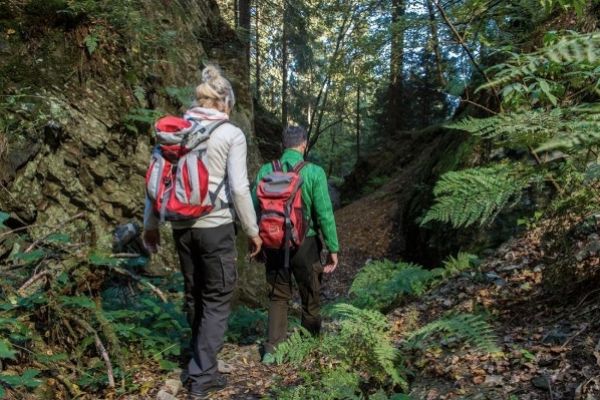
[{"xmin": 252, "ymin": 125, "xmax": 339, "ymax": 357}]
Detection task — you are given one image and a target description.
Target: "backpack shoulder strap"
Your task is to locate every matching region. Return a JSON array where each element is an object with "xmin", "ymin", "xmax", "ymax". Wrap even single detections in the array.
[
  {"xmin": 203, "ymin": 119, "xmax": 229, "ymax": 135},
  {"xmin": 272, "ymin": 160, "xmax": 283, "ymax": 172},
  {"xmin": 293, "ymin": 161, "xmax": 308, "ymax": 174}
]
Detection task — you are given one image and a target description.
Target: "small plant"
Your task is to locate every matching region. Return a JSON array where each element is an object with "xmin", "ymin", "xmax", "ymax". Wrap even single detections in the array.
[
  {"xmin": 406, "ymin": 313, "xmax": 499, "ymax": 353},
  {"xmin": 225, "ymin": 306, "xmax": 267, "ymax": 344},
  {"xmin": 350, "ymin": 260, "xmax": 438, "ymax": 311},
  {"xmin": 272, "ymin": 303, "xmax": 407, "ymax": 395},
  {"xmin": 421, "ymin": 165, "xmax": 529, "ymax": 229},
  {"xmin": 442, "ymin": 252, "xmax": 479, "ymax": 277}
]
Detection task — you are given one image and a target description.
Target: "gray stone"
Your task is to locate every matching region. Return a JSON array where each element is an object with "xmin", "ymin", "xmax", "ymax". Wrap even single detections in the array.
[
  {"xmin": 156, "ymin": 389, "xmax": 177, "ymax": 400},
  {"xmin": 163, "ymin": 379, "xmax": 182, "ymax": 395}
]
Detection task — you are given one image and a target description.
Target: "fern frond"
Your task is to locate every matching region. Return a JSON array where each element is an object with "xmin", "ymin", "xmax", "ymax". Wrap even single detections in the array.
[
  {"xmin": 406, "ymin": 313, "xmax": 499, "ymax": 353},
  {"xmin": 329, "ymin": 304, "xmax": 407, "ymax": 389},
  {"xmin": 272, "ymin": 326, "xmax": 319, "ymax": 365},
  {"xmin": 478, "ymin": 32, "xmax": 600, "ymax": 92},
  {"xmin": 443, "ymin": 252, "xmax": 479, "ymax": 277},
  {"xmin": 349, "ymin": 260, "xmax": 436, "ymax": 311},
  {"xmin": 421, "ymin": 165, "xmax": 528, "ymax": 228},
  {"xmin": 535, "ymin": 103, "xmax": 600, "ymax": 152}
]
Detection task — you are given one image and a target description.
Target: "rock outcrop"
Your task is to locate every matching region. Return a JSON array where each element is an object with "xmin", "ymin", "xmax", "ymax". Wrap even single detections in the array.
[{"xmin": 0, "ymin": 0, "xmax": 267, "ymax": 301}]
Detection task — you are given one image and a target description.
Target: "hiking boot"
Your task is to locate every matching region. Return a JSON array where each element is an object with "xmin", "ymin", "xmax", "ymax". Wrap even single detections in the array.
[{"xmin": 187, "ymin": 374, "xmax": 227, "ymax": 399}]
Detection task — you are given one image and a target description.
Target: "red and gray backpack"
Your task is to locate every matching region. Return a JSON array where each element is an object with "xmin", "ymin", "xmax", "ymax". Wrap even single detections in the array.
[
  {"xmin": 256, "ymin": 160, "xmax": 308, "ymax": 267},
  {"xmin": 145, "ymin": 116, "xmax": 228, "ymax": 222}
]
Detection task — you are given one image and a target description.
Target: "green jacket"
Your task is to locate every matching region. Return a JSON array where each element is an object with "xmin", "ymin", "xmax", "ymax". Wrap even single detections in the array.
[{"xmin": 252, "ymin": 149, "xmax": 340, "ymax": 253}]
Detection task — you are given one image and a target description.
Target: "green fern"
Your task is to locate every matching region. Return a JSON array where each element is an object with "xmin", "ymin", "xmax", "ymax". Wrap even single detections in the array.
[
  {"xmin": 327, "ymin": 304, "xmax": 406, "ymax": 389},
  {"xmin": 450, "ymin": 104, "xmax": 600, "ymax": 150},
  {"xmin": 443, "ymin": 252, "xmax": 479, "ymax": 277},
  {"xmin": 272, "ymin": 304, "xmax": 407, "ymax": 390},
  {"xmin": 478, "ymin": 32, "xmax": 600, "ymax": 95},
  {"xmin": 350, "ymin": 260, "xmax": 437, "ymax": 311},
  {"xmin": 421, "ymin": 165, "xmax": 528, "ymax": 228},
  {"xmin": 406, "ymin": 313, "xmax": 500, "ymax": 353},
  {"xmin": 272, "ymin": 327, "xmax": 319, "ymax": 365},
  {"xmin": 271, "ymin": 368, "xmax": 361, "ymax": 400}
]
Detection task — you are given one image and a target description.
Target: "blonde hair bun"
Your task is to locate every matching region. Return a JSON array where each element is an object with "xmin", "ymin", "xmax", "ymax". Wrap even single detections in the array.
[
  {"xmin": 195, "ymin": 64, "xmax": 236, "ymax": 112},
  {"xmin": 202, "ymin": 65, "xmax": 222, "ymax": 84}
]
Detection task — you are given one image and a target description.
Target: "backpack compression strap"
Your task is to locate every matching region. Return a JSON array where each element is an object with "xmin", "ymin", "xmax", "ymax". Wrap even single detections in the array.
[{"xmin": 272, "ymin": 159, "xmax": 283, "ymax": 172}]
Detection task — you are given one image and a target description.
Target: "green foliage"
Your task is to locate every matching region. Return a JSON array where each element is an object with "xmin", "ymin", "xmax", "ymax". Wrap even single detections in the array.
[
  {"xmin": 271, "ymin": 368, "xmax": 362, "ymax": 400},
  {"xmin": 272, "ymin": 327, "xmax": 319, "ymax": 365},
  {"xmin": 422, "ymin": 165, "xmax": 528, "ymax": 228},
  {"xmin": 84, "ymin": 34, "xmax": 99, "ymax": 55},
  {"xmin": 349, "ymin": 260, "xmax": 438, "ymax": 311},
  {"xmin": 274, "ymin": 303, "xmax": 407, "ymax": 392},
  {"xmin": 0, "ymin": 212, "xmax": 8, "ymax": 229},
  {"xmin": 539, "ymin": 0, "xmax": 588, "ymax": 15},
  {"xmin": 0, "ymin": 369, "xmax": 41, "ymax": 395},
  {"xmin": 406, "ymin": 314, "xmax": 500, "ymax": 353},
  {"xmin": 0, "ymin": 339, "xmax": 16, "ymax": 360},
  {"xmin": 442, "ymin": 252, "xmax": 479, "ymax": 277},
  {"xmin": 225, "ymin": 306, "xmax": 267, "ymax": 344},
  {"xmin": 123, "ymin": 108, "xmax": 164, "ymax": 135},
  {"xmin": 479, "ymin": 32, "xmax": 600, "ymax": 102}
]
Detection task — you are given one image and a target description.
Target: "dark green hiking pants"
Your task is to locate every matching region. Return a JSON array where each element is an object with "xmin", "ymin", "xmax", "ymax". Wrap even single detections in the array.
[
  {"xmin": 173, "ymin": 223, "xmax": 237, "ymax": 392},
  {"xmin": 264, "ymin": 236, "xmax": 323, "ymax": 354}
]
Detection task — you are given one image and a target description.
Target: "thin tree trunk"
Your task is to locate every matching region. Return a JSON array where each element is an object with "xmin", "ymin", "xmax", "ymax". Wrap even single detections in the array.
[
  {"xmin": 432, "ymin": 0, "xmax": 501, "ymax": 106},
  {"xmin": 306, "ymin": 10, "xmax": 353, "ymax": 148},
  {"xmin": 239, "ymin": 0, "xmax": 251, "ymax": 67},
  {"xmin": 328, "ymin": 127, "xmax": 337, "ymax": 177},
  {"xmin": 356, "ymin": 83, "xmax": 361, "ymax": 161},
  {"xmin": 426, "ymin": 0, "xmax": 445, "ymax": 86},
  {"xmin": 255, "ymin": 1, "xmax": 261, "ymax": 101},
  {"xmin": 234, "ymin": 0, "xmax": 239, "ymax": 28},
  {"xmin": 390, "ymin": 0, "xmax": 406, "ymax": 87},
  {"xmin": 388, "ymin": 0, "xmax": 406, "ymax": 130},
  {"xmin": 281, "ymin": 3, "xmax": 289, "ymax": 126}
]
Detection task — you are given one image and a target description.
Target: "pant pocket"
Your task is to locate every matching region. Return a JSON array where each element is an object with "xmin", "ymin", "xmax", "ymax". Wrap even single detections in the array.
[{"xmin": 219, "ymin": 254, "xmax": 237, "ymax": 291}]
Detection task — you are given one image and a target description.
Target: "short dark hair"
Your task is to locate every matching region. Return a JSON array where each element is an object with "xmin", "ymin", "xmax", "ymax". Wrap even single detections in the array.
[{"xmin": 282, "ymin": 125, "xmax": 308, "ymax": 148}]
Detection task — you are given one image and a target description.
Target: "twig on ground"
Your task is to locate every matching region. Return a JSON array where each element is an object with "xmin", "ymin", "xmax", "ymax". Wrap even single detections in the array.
[
  {"xmin": 110, "ymin": 266, "xmax": 168, "ymax": 302},
  {"xmin": 69, "ymin": 316, "xmax": 115, "ymax": 388},
  {"xmin": 111, "ymin": 253, "xmax": 143, "ymax": 258},
  {"xmin": 560, "ymin": 323, "xmax": 589, "ymax": 350},
  {"xmin": 18, "ymin": 270, "xmax": 52, "ymax": 296}
]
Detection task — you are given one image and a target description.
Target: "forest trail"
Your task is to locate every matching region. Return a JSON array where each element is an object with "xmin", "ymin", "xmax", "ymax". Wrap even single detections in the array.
[{"xmin": 134, "ymin": 199, "xmax": 600, "ymax": 400}]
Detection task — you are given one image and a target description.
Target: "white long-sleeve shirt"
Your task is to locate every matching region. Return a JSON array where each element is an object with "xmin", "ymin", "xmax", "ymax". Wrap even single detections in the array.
[{"xmin": 143, "ymin": 113, "xmax": 259, "ymax": 237}]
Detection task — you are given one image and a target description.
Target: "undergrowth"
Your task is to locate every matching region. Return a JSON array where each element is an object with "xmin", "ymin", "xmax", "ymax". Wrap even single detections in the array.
[{"xmin": 0, "ymin": 214, "xmax": 185, "ymax": 397}]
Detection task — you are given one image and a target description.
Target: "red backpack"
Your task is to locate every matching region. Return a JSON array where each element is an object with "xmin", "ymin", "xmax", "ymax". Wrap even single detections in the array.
[
  {"xmin": 145, "ymin": 116, "xmax": 228, "ymax": 222},
  {"xmin": 257, "ymin": 160, "xmax": 308, "ymax": 266}
]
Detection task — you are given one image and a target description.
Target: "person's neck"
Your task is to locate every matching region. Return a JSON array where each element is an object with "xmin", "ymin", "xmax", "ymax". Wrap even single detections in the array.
[{"xmin": 286, "ymin": 147, "xmax": 305, "ymax": 154}]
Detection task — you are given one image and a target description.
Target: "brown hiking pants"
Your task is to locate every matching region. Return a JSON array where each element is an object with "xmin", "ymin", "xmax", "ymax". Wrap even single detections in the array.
[{"xmin": 264, "ymin": 236, "xmax": 323, "ymax": 354}]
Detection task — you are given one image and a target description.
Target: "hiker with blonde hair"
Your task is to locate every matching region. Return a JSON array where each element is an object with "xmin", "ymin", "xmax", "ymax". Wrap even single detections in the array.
[{"xmin": 143, "ymin": 64, "xmax": 261, "ymax": 399}]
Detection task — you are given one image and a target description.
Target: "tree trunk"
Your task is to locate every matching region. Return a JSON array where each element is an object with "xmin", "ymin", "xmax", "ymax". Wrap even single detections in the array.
[
  {"xmin": 356, "ymin": 83, "xmax": 361, "ymax": 161},
  {"xmin": 238, "ymin": 0, "xmax": 251, "ymax": 67},
  {"xmin": 281, "ymin": 3, "xmax": 289, "ymax": 127},
  {"xmin": 254, "ymin": 1, "xmax": 261, "ymax": 101},
  {"xmin": 388, "ymin": 0, "xmax": 406, "ymax": 131},
  {"xmin": 426, "ymin": 0, "xmax": 445, "ymax": 86},
  {"xmin": 328, "ymin": 126, "xmax": 337, "ymax": 177},
  {"xmin": 234, "ymin": 0, "xmax": 239, "ymax": 28}
]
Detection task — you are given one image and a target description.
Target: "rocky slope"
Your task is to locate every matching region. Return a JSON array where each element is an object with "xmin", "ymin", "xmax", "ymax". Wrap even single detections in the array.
[{"xmin": 0, "ymin": 0, "xmax": 257, "ymax": 240}]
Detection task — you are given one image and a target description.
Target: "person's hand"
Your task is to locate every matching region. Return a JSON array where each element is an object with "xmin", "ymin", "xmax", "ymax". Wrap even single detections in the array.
[
  {"xmin": 323, "ymin": 252, "xmax": 338, "ymax": 274},
  {"xmin": 248, "ymin": 235, "xmax": 263, "ymax": 258},
  {"xmin": 143, "ymin": 229, "xmax": 160, "ymax": 254}
]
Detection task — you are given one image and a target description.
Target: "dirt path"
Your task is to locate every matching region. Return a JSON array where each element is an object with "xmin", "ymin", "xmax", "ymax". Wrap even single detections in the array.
[{"xmin": 394, "ymin": 224, "xmax": 600, "ymax": 400}]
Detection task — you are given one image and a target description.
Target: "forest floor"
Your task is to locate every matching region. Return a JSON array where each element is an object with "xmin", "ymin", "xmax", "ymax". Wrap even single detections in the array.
[{"xmin": 130, "ymin": 190, "xmax": 600, "ymax": 400}]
